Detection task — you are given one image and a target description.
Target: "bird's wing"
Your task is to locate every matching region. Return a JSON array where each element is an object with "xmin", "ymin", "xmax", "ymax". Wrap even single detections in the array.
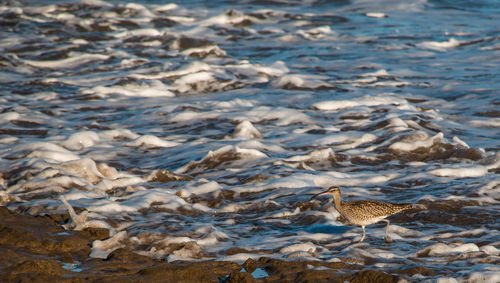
[{"xmin": 343, "ymin": 200, "xmax": 410, "ymax": 218}]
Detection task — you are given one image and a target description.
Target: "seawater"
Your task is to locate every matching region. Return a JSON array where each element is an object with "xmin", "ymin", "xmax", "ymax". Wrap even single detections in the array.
[{"xmin": 0, "ymin": 0, "xmax": 499, "ymax": 281}]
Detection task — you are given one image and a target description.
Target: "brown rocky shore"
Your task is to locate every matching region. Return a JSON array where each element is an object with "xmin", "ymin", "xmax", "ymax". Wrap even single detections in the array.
[{"xmin": 0, "ymin": 206, "xmax": 407, "ymax": 282}]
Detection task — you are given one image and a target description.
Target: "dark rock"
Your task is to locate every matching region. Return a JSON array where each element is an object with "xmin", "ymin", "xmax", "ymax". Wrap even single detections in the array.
[
  {"xmin": 106, "ymin": 248, "xmax": 152, "ymax": 263},
  {"xmin": 138, "ymin": 264, "xmax": 220, "ymax": 282},
  {"xmin": 344, "ymin": 270, "xmax": 399, "ymax": 283},
  {"xmin": 10, "ymin": 259, "xmax": 67, "ymax": 275},
  {"xmin": 402, "ymin": 266, "xmax": 435, "ymax": 276},
  {"xmin": 226, "ymin": 270, "xmax": 256, "ymax": 283},
  {"xmin": 147, "ymin": 169, "xmax": 193, "ymax": 182},
  {"xmin": 242, "ymin": 258, "xmax": 258, "ymax": 273},
  {"xmin": 295, "ymin": 269, "xmax": 339, "ymax": 283},
  {"xmin": 198, "ymin": 261, "xmax": 241, "ymax": 278},
  {"xmin": 80, "ymin": 227, "xmax": 110, "ymax": 241}
]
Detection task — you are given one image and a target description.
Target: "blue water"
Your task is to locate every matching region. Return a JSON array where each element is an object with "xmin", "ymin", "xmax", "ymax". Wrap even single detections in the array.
[{"xmin": 0, "ymin": 0, "xmax": 499, "ymax": 281}]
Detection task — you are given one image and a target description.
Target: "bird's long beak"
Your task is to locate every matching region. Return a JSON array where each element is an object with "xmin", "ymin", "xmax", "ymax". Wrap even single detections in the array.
[{"xmin": 308, "ymin": 189, "xmax": 329, "ymax": 201}]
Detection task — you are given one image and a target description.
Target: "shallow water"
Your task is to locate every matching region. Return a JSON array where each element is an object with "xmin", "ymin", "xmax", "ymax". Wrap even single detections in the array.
[{"xmin": 0, "ymin": 0, "xmax": 499, "ymax": 281}]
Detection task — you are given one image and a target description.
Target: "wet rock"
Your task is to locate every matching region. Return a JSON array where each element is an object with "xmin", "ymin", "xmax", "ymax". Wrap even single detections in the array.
[
  {"xmin": 198, "ymin": 261, "xmax": 241, "ymax": 278},
  {"xmin": 106, "ymin": 248, "xmax": 152, "ymax": 263},
  {"xmin": 225, "ymin": 247, "xmax": 252, "ymax": 255},
  {"xmin": 0, "ymin": 207, "xmax": 91, "ymax": 282},
  {"xmin": 80, "ymin": 227, "xmax": 110, "ymax": 241},
  {"xmin": 9, "ymin": 259, "xmax": 67, "ymax": 275},
  {"xmin": 226, "ymin": 270, "xmax": 256, "ymax": 283},
  {"xmin": 296, "ymin": 200, "xmax": 321, "ymax": 212},
  {"xmin": 242, "ymin": 258, "xmax": 258, "ymax": 273},
  {"xmin": 343, "ymin": 270, "xmax": 399, "ymax": 283},
  {"xmin": 138, "ymin": 264, "xmax": 220, "ymax": 282},
  {"xmin": 242, "ymin": 174, "xmax": 269, "ymax": 184},
  {"xmin": 252, "ymin": 257, "xmax": 351, "ymax": 282},
  {"xmin": 170, "ymin": 36, "xmax": 214, "ymax": 50},
  {"xmin": 401, "ymin": 266, "xmax": 435, "ymax": 276},
  {"xmin": 146, "ymin": 169, "xmax": 193, "ymax": 182},
  {"xmin": 0, "ymin": 208, "xmax": 90, "ymax": 256},
  {"xmin": 0, "ymin": 273, "xmax": 78, "ymax": 283},
  {"xmin": 152, "ymin": 241, "xmax": 204, "ymax": 259},
  {"xmin": 294, "ymin": 269, "xmax": 338, "ymax": 283},
  {"xmin": 0, "ymin": 206, "xmax": 435, "ymax": 282},
  {"xmin": 176, "ymin": 145, "xmax": 266, "ymax": 174}
]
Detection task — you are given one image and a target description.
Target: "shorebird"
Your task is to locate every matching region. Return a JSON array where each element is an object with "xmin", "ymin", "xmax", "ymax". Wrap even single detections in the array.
[{"xmin": 311, "ymin": 186, "xmax": 412, "ymax": 242}]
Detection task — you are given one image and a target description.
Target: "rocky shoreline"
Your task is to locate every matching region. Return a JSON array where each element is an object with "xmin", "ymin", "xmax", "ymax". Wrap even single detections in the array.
[{"xmin": 0, "ymin": 206, "xmax": 411, "ymax": 282}]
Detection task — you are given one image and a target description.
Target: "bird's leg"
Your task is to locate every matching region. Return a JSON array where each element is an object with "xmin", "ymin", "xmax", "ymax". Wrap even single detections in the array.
[
  {"xmin": 383, "ymin": 219, "xmax": 392, "ymax": 243},
  {"xmin": 359, "ymin": 226, "xmax": 366, "ymax": 242}
]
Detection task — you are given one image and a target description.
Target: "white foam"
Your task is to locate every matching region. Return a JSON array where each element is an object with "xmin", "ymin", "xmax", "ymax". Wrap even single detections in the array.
[
  {"xmin": 228, "ymin": 60, "xmax": 288, "ymax": 78},
  {"xmin": 80, "ymin": 0, "xmax": 113, "ymax": 7},
  {"xmin": 245, "ymin": 106, "xmax": 312, "ymax": 126},
  {"xmin": 23, "ymin": 53, "xmax": 109, "ymax": 69},
  {"xmin": 452, "ymin": 136, "xmax": 469, "ymax": 148},
  {"xmin": 219, "ymin": 253, "xmax": 263, "ymax": 264},
  {"xmin": 99, "ymin": 129, "xmax": 139, "ymax": 140},
  {"xmin": 283, "ymin": 148, "xmax": 335, "ymax": 163},
  {"xmin": 169, "ymin": 110, "xmax": 219, "ymax": 123},
  {"xmin": 14, "ymin": 142, "xmax": 80, "ymax": 162},
  {"xmin": 176, "ymin": 145, "xmax": 267, "ymax": 174},
  {"xmin": 125, "ymin": 135, "xmax": 179, "ymax": 148},
  {"xmin": 95, "ymin": 176, "xmax": 144, "ymax": 193},
  {"xmin": 114, "ymin": 28, "xmax": 162, "ymax": 39},
  {"xmin": 429, "ymin": 165, "xmax": 488, "ymax": 178},
  {"xmin": 8, "ymin": 175, "xmax": 88, "ymax": 194},
  {"xmin": 61, "ymin": 131, "xmax": 100, "ymax": 150},
  {"xmin": 269, "ymin": 207, "xmax": 301, "ymax": 218},
  {"xmin": 480, "ymin": 245, "xmax": 500, "ymax": 256},
  {"xmin": 338, "ymin": 133, "xmax": 377, "ymax": 150},
  {"xmin": 366, "ymin": 12, "xmax": 387, "ymax": 18},
  {"xmin": 360, "ymin": 69, "xmax": 390, "ymax": 77},
  {"xmin": 153, "ymin": 3, "xmax": 178, "ymax": 12},
  {"xmin": 390, "ymin": 132, "xmax": 443, "ymax": 152},
  {"xmin": 51, "ymin": 157, "xmax": 104, "ymax": 183},
  {"xmin": 387, "ymin": 225, "xmax": 424, "ymax": 238},
  {"xmin": 0, "ymin": 6, "xmax": 23, "ymax": 15},
  {"xmin": 312, "ymin": 95, "xmax": 409, "ymax": 111},
  {"xmin": 200, "ymin": 9, "xmax": 260, "ymax": 27},
  {"xmin": 462, "ymin": 272, "xmax": 500, "ymax": 283},
  {"xmin": 90, "ymin": 231, "xmax": 129, "ymax": 258},
  {"xmin": 233, "ymin": 120, "xmax": 263, "ymax": 139},
  {"xmin": 469, "ymin": 118, "xmax": 500, "ymax": 128},
  {"xmin": 182, "ymin": 45, "xmax": 226, "ymax": 58},
  {"xmin": 296, "ymin": 26, "xmax": 337, "ymax": 40},
  {"xmin": 84, "ymin": 81, "xmax": 175, "ymax": 98},
  {"xmin": 125, "ymin": 3, "xmax": 155, "ymax": 17},
  {"xmin": 179, "ymin": 180, "xmax": 222, "ymax": 197},
  {"xmin": 172, "ymin": 71, "xmax": 215, "ymax": 92},
  {"xmin": 280, "ymin": 242, "xmax": 319, "ymax": 254},
  {"xmin": 319, "ymin": 171, "xmax": 398, "ymax": 187},
  {"xmin": 272, "ymin": 74, "xmax": 331, "ymax": 89},
  {"xmin": 0, "ymin": 136, "xmax": 17, "ymax": 145},
  {"xmin": 417, "ymin": 242, "xmax": 480, "ymax": 256},
  {"xmin": 0, "ymin": 112, "xmax": 20, "ymax": 122},
  {"xmin": 313, "ymin": 100, "xmax": 360, "ymax": 111},
  {"xmin": 436, "ymin": 278, "xmax": 458, "ymax": 283},
  {"xmin": 133, "ymin": 61, "xmax": 211, "ymax": 80},
  {"xmin": 417, "ymin": 38, "xmax": 460, "ymax": 52}
]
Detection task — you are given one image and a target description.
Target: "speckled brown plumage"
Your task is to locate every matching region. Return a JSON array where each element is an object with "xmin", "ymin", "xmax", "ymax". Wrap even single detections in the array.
[
  {"xmin": 339, "ymin": 200, "xmax": 412, "ymax": 225},
  {"xmin": 313, "ymin": 186, "xmax": 412, "ymax": 242}
]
